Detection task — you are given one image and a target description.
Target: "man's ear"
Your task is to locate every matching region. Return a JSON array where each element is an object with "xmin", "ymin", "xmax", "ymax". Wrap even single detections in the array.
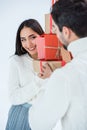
[
  {"xmin": 62, "ymin": 26, "xmax": 79, "ymax": 42},
  {"xmin": 62, "ymin": 26, "xmax": 71, "ymax": 40}
]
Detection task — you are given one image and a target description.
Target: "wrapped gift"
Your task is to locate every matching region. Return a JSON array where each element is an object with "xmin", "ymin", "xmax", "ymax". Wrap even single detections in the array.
[
  {"xmin": 45, "ymin": 14, "xmax": 53, "ymax": 34},
  {"xmin": 33, "ymin": 60, "xmax": 66, "ymax": 73},
  {"xmin": 45, "ymin": 1, "xmax": 58, "ymax": 34},
  {"xmin": 35, "ymin": 34, "xmax": 63, "ymax": 60},
  {"xmin": 45, "ymin": 13, "xmax": 57, "ymax": 34},
  {"xmin": 61, "ymin": 47, "xmax": 72, "ymax": 62},
  {"xmin": 33, "ymin": 46, "xmax": 72, "ymax": 73}
]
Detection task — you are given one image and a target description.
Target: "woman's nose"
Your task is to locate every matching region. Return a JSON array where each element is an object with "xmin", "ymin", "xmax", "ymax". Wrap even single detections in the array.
[
  {"xmin": 30, "ymin": 39, "xmax": 36, "ymax": 46},
  {"xmin": 27, "ymin": 39, "xmax": 34, "ymax": 47}
]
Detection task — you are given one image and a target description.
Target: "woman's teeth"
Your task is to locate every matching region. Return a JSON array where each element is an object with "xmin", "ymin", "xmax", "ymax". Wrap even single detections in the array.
[{"xmin": 28, "ymin": 46, "xmax": 36, "ymax": 51}]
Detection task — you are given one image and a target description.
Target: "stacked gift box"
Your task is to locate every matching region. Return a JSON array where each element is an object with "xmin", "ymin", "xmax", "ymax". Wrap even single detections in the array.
[
  {"xmin": 45, "ymin": 0, "xmax": 58, "ymax": 34},
  {"xmin": 33, "ymin": 60, "xmax": 66, "ymax": 73},
  {"xmin": 35, "ymin": 34, "xmax": 62, "ymax": 60},
  {"xmin": 33, "ymin": 33, "xmax": 71, "ymax": 73},
  {"xmin": 33, "ymin": 0, "xmax": 72, "ymax": 73}
]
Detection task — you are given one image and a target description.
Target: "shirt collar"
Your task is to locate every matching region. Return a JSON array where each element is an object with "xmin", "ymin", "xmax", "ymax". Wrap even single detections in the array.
[{"xmin": 68, "ymin": 37, "xmax": 87, "ymax": 57}]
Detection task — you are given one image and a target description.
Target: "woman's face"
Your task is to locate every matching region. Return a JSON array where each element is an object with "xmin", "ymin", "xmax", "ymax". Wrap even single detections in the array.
[{"xmin": 20, "ymin": 26, "xmax": 39, "ymax": 59}]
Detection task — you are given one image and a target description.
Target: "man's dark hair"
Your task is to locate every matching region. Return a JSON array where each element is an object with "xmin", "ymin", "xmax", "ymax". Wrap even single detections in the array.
[{"xmin": 51, "ymin": 0, "xmax": 87, "ymax": 38}]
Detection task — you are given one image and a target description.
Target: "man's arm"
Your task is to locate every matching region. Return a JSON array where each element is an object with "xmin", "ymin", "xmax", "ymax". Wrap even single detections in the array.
[{"xmin": 29, "ymin": 69, "xmax": 70, "ymax": 130}]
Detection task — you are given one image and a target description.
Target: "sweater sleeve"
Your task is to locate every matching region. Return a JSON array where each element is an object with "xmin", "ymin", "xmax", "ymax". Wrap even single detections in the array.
[
  {"xmin": 8, "ymin": 56, "xmax": 47, "ymax": 105},
  {"xmin": 29, "ymin": 69, "xmax": 70, "ymax": 130}
]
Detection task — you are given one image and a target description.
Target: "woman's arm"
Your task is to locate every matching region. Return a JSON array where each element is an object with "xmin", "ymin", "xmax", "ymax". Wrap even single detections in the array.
[
  {"xmin": 8, "ymin": 56, "xmax": 46, "ymax": 105},
  {"xmin": 38, "ymin": 63, "xmax": 53, "ymax": 79}
]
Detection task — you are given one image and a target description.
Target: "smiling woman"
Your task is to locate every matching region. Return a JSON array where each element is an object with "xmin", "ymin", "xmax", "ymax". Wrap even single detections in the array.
[
  {"xmin": 0, "ymin": 1, "xmax": 51, "ymax": 130},
  {"xmin": 5, "ymin": 19, "xmax": 48, "ymax": 130}
]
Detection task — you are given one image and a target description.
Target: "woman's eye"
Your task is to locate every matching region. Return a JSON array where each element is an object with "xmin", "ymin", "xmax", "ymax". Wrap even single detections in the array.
[
  {"xmin": 31, "ymin": 36, "xmax": 37, "ymax": 39},
  {"xmin": 20, "ymin": 39, "xmax": 26, "ymax": 42}
]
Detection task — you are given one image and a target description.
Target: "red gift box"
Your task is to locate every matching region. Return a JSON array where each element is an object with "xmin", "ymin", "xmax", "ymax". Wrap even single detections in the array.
[{"xmin": 35, "ymin": 34, "xmax": 63, "ymax": 60}]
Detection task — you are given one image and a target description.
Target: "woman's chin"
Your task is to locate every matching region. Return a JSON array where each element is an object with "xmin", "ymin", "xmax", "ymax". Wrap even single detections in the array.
[{"xmin": 31, "ymin": 52, "xmax": 38, "ymax": 59}]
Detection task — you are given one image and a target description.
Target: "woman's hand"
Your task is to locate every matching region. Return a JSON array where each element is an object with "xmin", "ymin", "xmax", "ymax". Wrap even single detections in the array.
[{"xmin": 38, "ymin": 63, "xmax": 53, "ymax": 79}]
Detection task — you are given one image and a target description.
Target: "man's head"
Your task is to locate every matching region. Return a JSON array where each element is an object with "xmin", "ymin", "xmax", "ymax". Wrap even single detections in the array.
[{"xmin": 51, "ymin": 0, "xmax": 87, "ymax": 46}]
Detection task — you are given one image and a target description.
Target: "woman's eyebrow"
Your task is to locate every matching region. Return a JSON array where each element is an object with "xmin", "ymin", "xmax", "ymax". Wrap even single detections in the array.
[
  {"xmin": 20, "ymin": 34, "xmax": 35, "ymax": 39},
  {"xmin": 28, "ymin": 34, "xmax": 35, "ymax": 38}
]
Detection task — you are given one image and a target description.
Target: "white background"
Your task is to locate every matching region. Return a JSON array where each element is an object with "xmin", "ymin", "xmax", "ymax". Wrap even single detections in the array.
[{"xmin": 0, "ymin": 0, "xmax": 50, "ymax": 129}]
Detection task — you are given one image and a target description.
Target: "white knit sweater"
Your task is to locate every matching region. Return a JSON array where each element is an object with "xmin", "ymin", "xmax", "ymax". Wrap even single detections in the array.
[
  {"xmin": 29, "ymin": 37, "xmax": 87, "ymax": 130},
  {"xmin": 8, "ymin": 53, "xmax": 47, "ymax": 105}
]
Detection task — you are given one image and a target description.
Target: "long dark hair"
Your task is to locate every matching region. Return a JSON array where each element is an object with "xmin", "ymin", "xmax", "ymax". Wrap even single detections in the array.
[{"xmin": 15, "ymin": 19, "xmax": 44, "ymax": 55}]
